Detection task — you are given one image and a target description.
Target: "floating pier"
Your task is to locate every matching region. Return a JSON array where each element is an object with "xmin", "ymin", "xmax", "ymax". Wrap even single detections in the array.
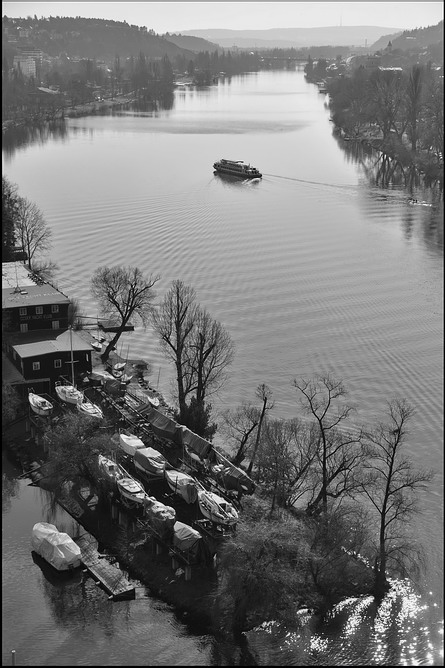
[{"xmin": 76, "ymin": 533, "xmax": 135, "ymax": 600}]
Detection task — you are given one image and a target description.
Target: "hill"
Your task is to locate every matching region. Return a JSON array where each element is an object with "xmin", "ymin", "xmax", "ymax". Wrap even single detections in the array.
[
  {"xmin": 176, "ymin": 26, "xmax": 402, "ymax": 49},
  {"xmin": 161, "ymin": 33, "xmax": 222, "ymax": 54},
  {"xmin": 2, "ymin": 16, "xmax": 196, "ymax": 62},
  {"xmin": 370, "ymin": 20, "xmax": 443, "ymax": 51}
]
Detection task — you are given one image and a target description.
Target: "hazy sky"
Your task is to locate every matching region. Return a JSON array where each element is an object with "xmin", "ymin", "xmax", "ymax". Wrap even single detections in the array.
[{"xmin": 2, "ymin": 2, "xmax": 443, "ymax": 33}]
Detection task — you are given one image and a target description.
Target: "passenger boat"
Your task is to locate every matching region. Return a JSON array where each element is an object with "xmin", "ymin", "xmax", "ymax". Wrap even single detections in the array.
[
  {"xmin": 134, "ymin": 446, "xmax": 168, "ymax": 478},
  {"xmin": 197, "ymin": 489, "xmax": 239, "ymax": 527},
  {"xmin": 119, "ymin": 432, "xmax": 145, "ymax": 456},
  {"xmin": 116, "ymin": 476, "xmax": 147, "ymax": 506},
  {"xmin": 55, "ymin": 382, "xmax": 84, "ymax": 405},
  {"xmin": 77, "ymin": 399, "xmax": 103, "ymax": 419},
  {"xmin": 213, "ymin": 158, "xmax": 262, "ymax": 179},
  {"xmin": 165, "ymin": 469, "xmax": 198, "ymax": 504},
  {"xmin": 28, "ymin": 391, "xmax": 53, "ymax": 417}
]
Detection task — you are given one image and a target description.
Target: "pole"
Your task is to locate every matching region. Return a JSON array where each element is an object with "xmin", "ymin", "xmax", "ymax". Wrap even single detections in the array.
[
  {"xmin": 156, "ymin": 367, "xmax": 161, "ymax": 389},
  {"xmin": 11, "ymin": 650, "xmax": 16, "ymax": 666}
]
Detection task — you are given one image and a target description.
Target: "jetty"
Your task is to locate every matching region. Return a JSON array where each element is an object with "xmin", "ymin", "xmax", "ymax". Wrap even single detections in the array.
[{"xmin": 76, "ymin": 533, "xmax": 135, "ymax": 600}]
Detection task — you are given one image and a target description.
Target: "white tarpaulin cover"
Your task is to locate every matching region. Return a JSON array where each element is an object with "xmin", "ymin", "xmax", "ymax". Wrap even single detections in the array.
[
  {"xmin": 173, "ymin": 521, "xmax": 202, "ymax": 553},
  {"xmin": 31, "ymin": 522, "xmax": 82, "ymax": 571},
  {"xmin": 119, "ymin": 433, "xmax": 145, "ymax": 456}
]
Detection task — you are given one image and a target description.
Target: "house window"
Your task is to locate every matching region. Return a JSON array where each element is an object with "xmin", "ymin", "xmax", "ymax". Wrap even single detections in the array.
[
  {"xmin": 54, "ymin": 359, "xmax": 62, "ymax": 369},
  {"xmin": 35, "ymin": 306, "xmax": 43, "ymax": 315},
  {"xmin": 32, "ymin": 361, "xmax": 40, "ymax": 371},
  {"xmin": 19, "ymin": 307, "xmax": 27, "ymax": 316},
  {"xmin": 52, "ymin": 320, "xmax": 60, "ymax": 330},
  {"xmin": 51, "ymin": 305, "xmax": 59, "ymax": 313},
  {"xmin": 20, "ymin": 323, "xmax": 28, "ymax": 333}
]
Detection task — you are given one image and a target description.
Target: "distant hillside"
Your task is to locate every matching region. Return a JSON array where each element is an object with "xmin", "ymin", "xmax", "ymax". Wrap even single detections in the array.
[
  {"xmin": 371, "ymin": 21, "xmax": 443, "ymax": 51},
  {"xmin": 162, "ymin": 33, "xmax": 222, "ymax": 54},
  {"xmin": 177, "ymin": 26, "xmax": 402, "ymax": 49},
  {"xmin": 2, "ymin": 16, "xmax": 196, "ymax": 61}
]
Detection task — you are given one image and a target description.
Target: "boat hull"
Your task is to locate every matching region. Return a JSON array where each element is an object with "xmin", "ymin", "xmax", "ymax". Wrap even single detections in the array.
[
  {"xmin": 28, "ymin": 393, "xmax": 53, "ymax": 417},
  {"xmin": 197, "ymin": 490, "xmax": 238, "ymax": 526},
  {"xmin": 117, "ymin": 477, "xmax": 146, "ymax": 505},
  {"xmin": 214, "ymin": 165, "xmax": 262, "ymax": 179}
]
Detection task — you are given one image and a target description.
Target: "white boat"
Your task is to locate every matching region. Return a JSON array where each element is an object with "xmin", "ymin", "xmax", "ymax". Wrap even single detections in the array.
[
  {"xmin": 91, "ymin": 340, "xmax": 102, "ymax": 352},
  {"xmin": 55, "ymin": 382, "xmax": 84, "ymax": 405},
  {"xmin": 117, "ymin": 476, "xmax": 147, "ymax": 506},
  {"xmin": 97, "ymin": 455, "xmax": 126, "ymax": 485},
  {"xmin": 31, "ymin": 522, "xmax": 81, "ymax": 571},
  {"xmin": 197, "ymin": 489, "xmax": 239, "ymax": 527},
  {"xmin": 147, "ymin": 394, "xmax": 160, "ymax": 407},
  {"xmin": 28, "ymin": 392, "xmax": 53, "ymax": 417},
  {"xmin": 134, "ymin": 446, "xmax": 168, "ymax": 478},
  {"xmin": 119, "ymin": 432, "xmax": 145, "ymax": 456},
  {"xmin": 165, "ymin": 469, "xmax": 198, "ymax": 504},
  {"xmin": 114, "ymin": 362, "xmax": 126, "ymax": 372},
  {"xmin": 77, "ymin": 400, "xmax": 103, "ymax": 419}
]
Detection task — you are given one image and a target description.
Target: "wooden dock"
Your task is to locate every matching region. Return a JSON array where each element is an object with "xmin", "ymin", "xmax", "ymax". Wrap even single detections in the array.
[{"xmin": 76, "ymin": 533, "xmax": 136, "ymax": 601}]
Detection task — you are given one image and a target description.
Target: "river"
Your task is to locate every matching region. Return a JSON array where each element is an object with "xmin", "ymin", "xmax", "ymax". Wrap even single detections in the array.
[{"xmin": 2, "ymin": 69, "xmax": 443, "ymax": 665}]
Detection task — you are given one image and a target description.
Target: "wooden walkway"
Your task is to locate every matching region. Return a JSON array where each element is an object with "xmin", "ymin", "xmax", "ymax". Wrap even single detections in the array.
[{"xmin": 76, "ymin": 533, "xmax": 135, "ymax": 601}]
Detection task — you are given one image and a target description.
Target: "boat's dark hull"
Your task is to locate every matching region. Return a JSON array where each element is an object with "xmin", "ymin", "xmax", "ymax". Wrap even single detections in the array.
[{"xmin": 214, "ymin": 166, "xmax": 262, "ymax": 179}]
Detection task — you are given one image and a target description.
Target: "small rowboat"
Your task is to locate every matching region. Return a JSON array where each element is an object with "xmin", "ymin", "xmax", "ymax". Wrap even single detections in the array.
[
  {"xmin": 77, "ymin": 400, "xmax": 103, "ymax": 419},
  {"xmin": 55, "ymin": 382, "xmax": 84, "ymax": 405},
  {"xmin": 165, "ymin": 469, "xmax": 198, "ymax": 504},
  {"xmin": 197, "ymin": 489, "xmax": 239, "ymax": 527},
  {"xmin": 117, "ymin": 476, "xmax": 147, "ymax": 506},
  {"xmin": 28, "ymin": 392, "xmax": 53, "ymax": 417}
]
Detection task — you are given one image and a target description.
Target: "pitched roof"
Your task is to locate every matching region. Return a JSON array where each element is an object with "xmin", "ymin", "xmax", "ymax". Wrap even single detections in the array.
[{"xmin": 12, "ymin": 329, "xmax": 91, "ymax": 358}]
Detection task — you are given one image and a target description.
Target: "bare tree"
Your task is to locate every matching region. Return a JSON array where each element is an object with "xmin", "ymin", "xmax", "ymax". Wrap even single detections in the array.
[
  {"xmin": 15, "ymin": 196, "xmax": 52, "ymax": 270},
  {"xmin": 293, "ymin": 374, "xmax": 364, "ymax": 515},
  {"xmin": 152, "ymin": 280, "xmax": 234, "ymax": 424},
  {"xmin": 360, "ymin": 399, "xmax": 434, "ymax": 599},
  {"xmin": 220, "ymin": 403, "xmax": 261, "ymax": 466},
  {"xmin": 247, "ymin": 383, "xmax": 273, "ymax": 476},
  {"xmin": 91, "ymin": 265, "xmax": 160, "ymax": 363},
  {"xmin": 152, "ymin": 280, "xmax": 197, "ymax": 416}
]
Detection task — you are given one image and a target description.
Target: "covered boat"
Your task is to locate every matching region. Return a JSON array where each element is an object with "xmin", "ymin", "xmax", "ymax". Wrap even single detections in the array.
[
  {"xmin": 28, "ymin": 392, "xmax": 53, "ymax": 417},
  {"xmin": 197, "ymin": 489, "xmax": 239, "ymax": 527},
  {"xmin": 77, "ymin": 399, "xmax": 103, "ymax": 419},
  {"xmin": 117, "ymin": 476, "xmax": 147, "ymax": 506},
  {"xmin": 54, "ymin": 382, "xmax": 83, "ymax": 405},
  {"xmin": 213, "ymin": 158, "xmax": 262, "ymax": 179},
  {"xmin": 119, "ymin": 432, "xmax": 145, "ymax": 456},
  {"xmin": 31, "ymin": 522, "xmax": 81, "ymax": 571},
  {"xmin": 134, "ymin": 446, "xmax": 168, "ymax": 478},
  {"xmin": 173, "ymin": 521, "xmax": 203, "ymax": 561},
  {"xmin": 143, "ymin": 495, "xmax": 176, "ymax": 540},
  {"xmin": 165, "ymin": 469, "xmax": 198, "ymax": 504}
]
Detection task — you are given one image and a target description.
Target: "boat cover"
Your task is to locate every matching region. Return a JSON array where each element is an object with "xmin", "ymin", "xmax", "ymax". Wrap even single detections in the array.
[
  {"xmin": 173, "ymin": 521, "xmax": 202, "ymax": 557},
  {"xmin": 136, "ymin": 404, "xmax": 181, "ymax": 443},
  {"xmin": 143, "ymin": 496, "xmax": 176, "ymax": 539},
  {"xmin": 165, "ymin": 470, "xmax": 198, "ymax": 504},
  {"xmin": 119, "ymin": 433, "xmax": 145, "ymax": 456},
  {"xmin": 178, "ymin": 426, "xmax": 213, "ymax": 460},
  {"xmin": 31, "ymin": 522, "xmax": 81, "ymax": 571},
  {"xmin": 134, "ymin": 447, "xmax": 166, "ymax": 474},
  {"xmin": 208, "ymin": 450, "xmax": 256, "ymax": 495}
]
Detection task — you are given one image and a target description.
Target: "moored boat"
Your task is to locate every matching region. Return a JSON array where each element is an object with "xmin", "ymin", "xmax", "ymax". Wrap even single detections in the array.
[
  {"xmin": 97, "ymin": 454, "xmax": 126, "ymax": 487},
  {"xmin": 31, "ymin": 522, "xmax": 82, "ymax": 571},
  {"xmin": 116, "ymin": 476, "xmax": 147, "ymax": 506},
  {"xmin": 165, "ymin": 469, "xmax": 198, "ymax": 504},
  {"xmin": 28, "ymin": 391, "xmax": 53, "ymax": 417},
  {"xmin": 134, "ymin": 446, "xmax": 168, "ymax": 478},
  {"xmin": 54, "ymin": 382, "xmax": 84, "ymax": 405},
  {"xmin": 197, "ymin": 489, "xmax": 239, "ymax": 526},
  {"xmin": 119, "ymin": 432, "xmax": 145, "ymax": 456},
  {"xmin": 213, "ymin": 158, "xmax": 262, "ymax": 179}
]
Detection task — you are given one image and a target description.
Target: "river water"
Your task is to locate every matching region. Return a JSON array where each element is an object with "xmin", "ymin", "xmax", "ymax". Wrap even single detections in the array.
[{"xmin": 2, "ymin": 69, "xmax": 443, "ymax": 665}]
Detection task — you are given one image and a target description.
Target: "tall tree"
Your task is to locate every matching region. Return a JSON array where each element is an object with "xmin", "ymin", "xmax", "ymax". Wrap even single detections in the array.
[
  {"xmin": 152, "ymin": 280, "xmax": 197, "ymax": 416},
  {"xmin": 293, "ymin": 374, "xmax": 364, "ymax": 515},
  {"xmin": 91, "ymin": 265, "xmax": 160, "ymax": 363},
  {"xmin": 360, "ymin": 399, "xmax": 433, "ymax": 600},
  {"xmin": 2, "ymin": 176, "xmax": 18, "ymax": 261},
  {"xmin": 246, "ymin": 383, "xmax": 273, "ymax": 477},
  {"xmin": 405, "ymin": 65, "xmax": 424, "ymax": 151},
  {"xmin": 15, "ymin": 197, "xmax": 52, "ymax": 270}
]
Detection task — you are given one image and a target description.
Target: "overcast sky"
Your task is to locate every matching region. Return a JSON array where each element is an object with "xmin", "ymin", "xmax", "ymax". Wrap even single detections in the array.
[{"xmin": 2, "ymin": 2, "xmax": 443, "ymax": 33}]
